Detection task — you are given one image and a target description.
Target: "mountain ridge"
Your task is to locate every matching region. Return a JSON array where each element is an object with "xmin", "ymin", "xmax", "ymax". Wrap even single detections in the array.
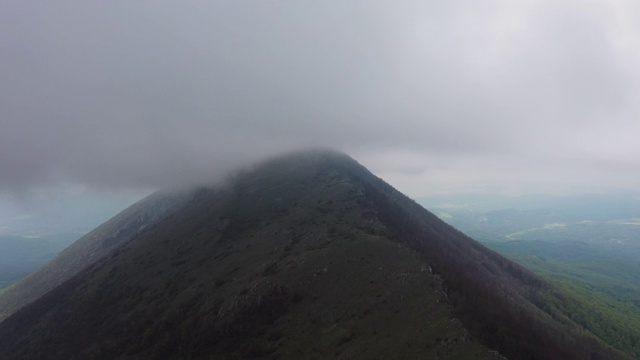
[
  {"xmin": 0, "ymin": 150, "xmax": 631, "ymax": 359},
  {"xmin": 0, "ymin": 189, "xmax": 194, "ymax": 321}
]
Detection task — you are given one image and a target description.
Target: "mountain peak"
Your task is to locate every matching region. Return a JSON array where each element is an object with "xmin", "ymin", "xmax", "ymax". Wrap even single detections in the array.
[
  {"xmin": 241, "ymin": 148, "xmax": 362, "ymax": 176},
  {"xmin": 0, "ymin": 151, "xmax": 631, "ymax": 360}
]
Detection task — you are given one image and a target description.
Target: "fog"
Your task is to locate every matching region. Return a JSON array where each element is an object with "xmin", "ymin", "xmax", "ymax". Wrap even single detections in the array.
[{"xmin": 2, "ymin": 1, "xmax": 640, "ymax": 199}]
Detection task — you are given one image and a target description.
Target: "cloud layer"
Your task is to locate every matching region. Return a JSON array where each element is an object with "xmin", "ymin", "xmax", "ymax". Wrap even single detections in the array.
[{"xmin": 2, "ymin": 1, "xmax": 639, "ymax": 196}]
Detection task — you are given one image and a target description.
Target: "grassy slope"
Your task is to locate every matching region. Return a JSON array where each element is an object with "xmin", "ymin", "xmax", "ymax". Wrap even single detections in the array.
[
  {"xmin": 500, "ymin": 253, "xmax": 640, "ymax": 358},
  {"xmin": 430, "ymin": 201, "xmax": 640, "ymax": 358},
  {"xmin": 0, "ymin": 153, "xmax": 495, "ymax": 360},
  {"xmin": 485, "ymin": 230, "xmax": 640, "ymax": 358},
  {"xmin": 0, "ymin": 151, "xmax": 630, "ymax": 360},
  {"xmin": 0, "ymin": 235, "xmax": 74, "ymax": 288},
  {"xmin": 362, "ymin": 190, "xmax": 631, "ymax": 360},
  {"xmin": 0, "ymin": 190, "xmax": 191, "ymax": 321}
]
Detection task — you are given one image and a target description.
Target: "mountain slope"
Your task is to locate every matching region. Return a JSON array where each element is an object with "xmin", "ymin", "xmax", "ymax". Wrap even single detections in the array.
[
  {"xmin": 0, "ymin": 234, "xmax": 72, "ymax": 289},
  {"xmin": 0, "ymin": 190, "xmax": 193, "ymax": 321},
  {"xmin": 422, "ymin": 195, "xmax": 640, "ymax": 357},
  {"xmin": 0, "ymin": 150, "xmax": 630, "ymax": 360}
]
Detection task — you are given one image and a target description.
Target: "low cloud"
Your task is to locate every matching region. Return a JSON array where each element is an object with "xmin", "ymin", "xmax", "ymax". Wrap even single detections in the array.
[{"xmin": 1, "ymin": 1, "xmax": 639, "ymax": 197}]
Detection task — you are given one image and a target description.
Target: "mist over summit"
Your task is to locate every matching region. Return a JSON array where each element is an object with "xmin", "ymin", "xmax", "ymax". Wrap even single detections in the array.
[
  {"xmin": 0, "ymin": 150, "xmax": 630, "ymax": 359},
  {"xmin": 1, "ymin": 1, "xmax": 639, "ymax": 358},
  {"xmin": 2, "ymin": 1, "xmax": 640, "ymax": 197}
]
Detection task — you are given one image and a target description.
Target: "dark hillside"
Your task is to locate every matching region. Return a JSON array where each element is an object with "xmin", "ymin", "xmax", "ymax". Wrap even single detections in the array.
[
  {"xmin": 0, "ymin": 150, "xmax": 630, "ymax": 359},
  {"xmin": 0, "ymin": 234, "xmax": 70, "ymax": 288},
  {"xmin": 0, "ymin": 190, "xmax": 193, "ymax": 321}
]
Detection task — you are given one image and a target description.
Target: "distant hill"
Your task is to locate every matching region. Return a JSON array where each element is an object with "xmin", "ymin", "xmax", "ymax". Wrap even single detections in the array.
[{"xmin": 0, "ymin": 150, "xmax": 630, "ymax": 359}]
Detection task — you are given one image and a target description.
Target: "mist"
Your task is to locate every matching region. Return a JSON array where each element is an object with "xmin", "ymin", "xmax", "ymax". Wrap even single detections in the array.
[{"xmin": 2, "ymin": 1, "xmax": 640, "ymax": 198}]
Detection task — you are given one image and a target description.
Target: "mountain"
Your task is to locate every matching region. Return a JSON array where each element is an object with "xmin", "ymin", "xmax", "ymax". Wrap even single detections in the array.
[
  {"xmin": 0, "ymin": 150, "xmax": 631, "ymax": 359},
  {"xmin": 0, "ymin": 190, "xmax": 193, "ymax": 321},
  {"xmin": 0, "ymin": 191, "xmax": 147, "ymax": 291},
  {"xmin": 0, "ymin": 234, "xmax": 72, "ymax": 289},
  {"xmin": 420, "ymin": 193, "xmax": 640, "ymax": 357}
]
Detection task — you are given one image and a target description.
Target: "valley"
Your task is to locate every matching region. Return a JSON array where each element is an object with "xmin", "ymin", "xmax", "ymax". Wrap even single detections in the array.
[{"xmin": 421, "ymin": 193, "xmax": 640, "ymax": 358}]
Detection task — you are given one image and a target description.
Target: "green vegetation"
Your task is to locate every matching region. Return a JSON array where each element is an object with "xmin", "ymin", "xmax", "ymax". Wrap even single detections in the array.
[
  {"xmin": 500, "ymin": 252, "xmax": 640, "ymax": 302},
  {"xmin": 423, "ymin": 193, "xmax": 640, "ymax": 358},
  {"xmin": 0, "ymin": 152, "xmax": 495, "ymax": 359},
  {"xmin": 548, "ymin": 280, "xmax": 640, "ymax": 358},
  {"xmin": 496, "ymin": 253, "xmax": 640, "ymax": 358},
  {"xmin": 0, "ymin": 151, "xmax": 631, "ymax": 359}
]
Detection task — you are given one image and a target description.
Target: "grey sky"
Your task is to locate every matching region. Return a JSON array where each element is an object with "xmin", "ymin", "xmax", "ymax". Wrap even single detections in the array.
[{"xmin": 2, "ymin": 0, "xmax": 640, "ymax": 198}]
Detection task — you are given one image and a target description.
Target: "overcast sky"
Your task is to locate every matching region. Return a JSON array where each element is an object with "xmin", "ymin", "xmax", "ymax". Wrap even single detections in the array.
[{"xmin": 2, "ymin": 0, "xmax": 640, "ymax": 201}]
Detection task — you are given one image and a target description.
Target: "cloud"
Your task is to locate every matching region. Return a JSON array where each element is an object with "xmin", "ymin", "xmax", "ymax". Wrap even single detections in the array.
[{"xmin": 1, "ymin": 0, "xmax": 639, "ymax": 196}]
